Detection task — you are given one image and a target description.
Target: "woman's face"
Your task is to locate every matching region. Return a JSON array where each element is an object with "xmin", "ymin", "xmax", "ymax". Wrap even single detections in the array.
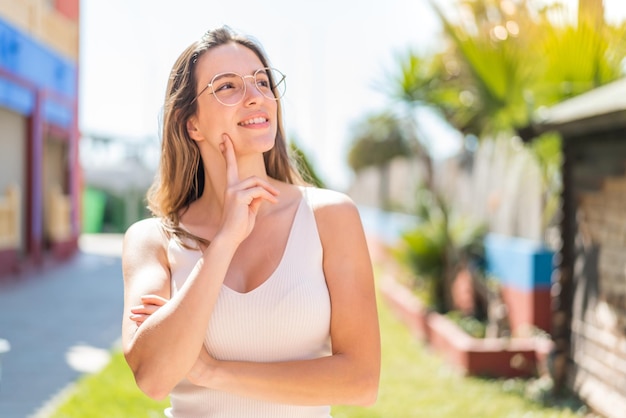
[{"xmin": 190, "ymin": 42, "xmax": 278, "ymax": 156}]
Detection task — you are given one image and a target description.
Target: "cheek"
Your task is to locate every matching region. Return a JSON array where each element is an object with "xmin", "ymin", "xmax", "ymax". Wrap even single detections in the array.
[
  {"xmin": 198, "ymin": 109, "xmax": 231, "ymax": 144},
  {"xmin": 207, "ymin": 122, "xmax": 230, "ymax": 143},
  {"xmin": 269, "ymin": 103, "xmax": 279, "ymax": 136}
]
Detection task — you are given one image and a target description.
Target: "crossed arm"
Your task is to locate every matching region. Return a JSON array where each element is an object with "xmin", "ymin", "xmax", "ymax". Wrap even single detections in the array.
[{"xmin": 121, "ymin": 219, "xmax": 239, "ymax": 399}]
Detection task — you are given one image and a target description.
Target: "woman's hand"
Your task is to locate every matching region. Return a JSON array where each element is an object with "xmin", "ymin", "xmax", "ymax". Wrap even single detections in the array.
[
  {"xmin": 129, "ymin": 294, "xmax": 169, "ymax": 327},
  {"xmin": 217, "ymin": 134, "xmax": 280, "ymax": 246}
]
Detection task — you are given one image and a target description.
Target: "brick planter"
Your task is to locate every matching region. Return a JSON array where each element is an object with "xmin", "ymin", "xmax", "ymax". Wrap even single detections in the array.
[
  {"xmin": 380, "ymin": 274, "xmax": 554, "ymax": 378},
  {"xmin": 380, "ymin": 277, "xmax": 430, "ymax": 342}
]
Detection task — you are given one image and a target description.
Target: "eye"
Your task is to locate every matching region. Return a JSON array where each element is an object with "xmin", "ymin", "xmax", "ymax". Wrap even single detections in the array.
[
  {"xmin": 256, "ymin": 75, "xmax": 271, "ymax": 89},
  {"xmin": 214, "ymin": 81, "xmax": 237, "ymax": 92},
  {"xmin": 211, "ymin": 73, "xmax": 242, "ymax": 94}
]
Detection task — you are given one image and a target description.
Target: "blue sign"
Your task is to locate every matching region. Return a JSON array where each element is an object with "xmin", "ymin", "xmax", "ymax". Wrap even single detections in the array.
[{"xmin": 0, "ymin": 17, "xmax": 76, "ymax": 127}]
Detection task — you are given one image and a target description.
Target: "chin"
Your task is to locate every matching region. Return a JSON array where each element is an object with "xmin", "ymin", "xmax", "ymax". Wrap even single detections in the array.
[{"xmin": 254, "ymin": 134, "xmax": 277, "ymax": 152}]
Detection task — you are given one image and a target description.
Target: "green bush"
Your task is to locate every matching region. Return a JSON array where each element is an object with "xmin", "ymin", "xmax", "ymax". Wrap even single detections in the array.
[{"xmin": 393, "ymin": 187, "xmax": 487, "ymax": 313}]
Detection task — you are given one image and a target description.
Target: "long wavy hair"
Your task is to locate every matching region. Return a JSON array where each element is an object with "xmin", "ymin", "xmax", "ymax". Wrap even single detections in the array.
[{"xmin": 147, "ymin": 26, "xmax": 304, "ymax": 247}]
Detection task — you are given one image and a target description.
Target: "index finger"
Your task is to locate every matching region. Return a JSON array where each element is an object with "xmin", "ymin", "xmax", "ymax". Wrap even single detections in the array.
[
  {"xmin": 140, "ymin": 294, "xmax": 169, "ymax": 306},
  {"xmin": 221, "ymin": 134, "xmax": 239, "ymax": 186}
]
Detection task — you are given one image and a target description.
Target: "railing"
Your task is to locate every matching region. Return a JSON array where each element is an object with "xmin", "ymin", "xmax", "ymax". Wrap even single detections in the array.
[{"xmin": 0, "ymin": 185, "xmax": 20, "ymax": 251}]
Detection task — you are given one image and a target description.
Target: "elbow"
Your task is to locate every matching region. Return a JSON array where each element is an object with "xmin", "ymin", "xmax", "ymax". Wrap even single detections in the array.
[
  {"xmin": 124, "ymin": 351, "xmax": 173, "ymax": 400},
  {"xmin": 339, "ymin": 352, "xmax": 380, "ymax": 406},
  {"xmin": 140, "ymin": 385, "xmax": 170, "ymax": 401},
  {"xmin": 346, "ymin": 370, "xmax": 379, "ymax": 406},
  {"xmin": 134, "ymin": 367, "xmax": 172, "ymax": 400},
  {"xmin": 356, "ymin": 376, "xmax": 379, "ymax": 406}
]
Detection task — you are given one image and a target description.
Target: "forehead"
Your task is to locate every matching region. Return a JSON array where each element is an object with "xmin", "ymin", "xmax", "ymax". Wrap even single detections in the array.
[{"xmin": 196, "ymin": 42, "xmax": 264, "ymax": 80}]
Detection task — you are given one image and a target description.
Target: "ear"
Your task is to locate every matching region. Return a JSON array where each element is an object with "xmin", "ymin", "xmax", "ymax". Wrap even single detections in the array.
[{"xmin": 186, "ymin": 117, "xmax": 204, "ymax": 142}]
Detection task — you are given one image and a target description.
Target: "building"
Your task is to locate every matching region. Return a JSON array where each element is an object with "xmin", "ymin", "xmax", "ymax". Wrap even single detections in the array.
[
  {"xmin": 526, "ymin": 77, "xmax": 626, "ymax": 418},
  {"xmin": 0, "ymin": 0, "xmax": 80, "ymax": 278}
]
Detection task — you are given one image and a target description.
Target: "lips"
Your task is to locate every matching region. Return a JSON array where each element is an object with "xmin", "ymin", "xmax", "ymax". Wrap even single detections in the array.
[{"xmin": 238, "ymin": 116, "xmax": 269, "ymax": 126}]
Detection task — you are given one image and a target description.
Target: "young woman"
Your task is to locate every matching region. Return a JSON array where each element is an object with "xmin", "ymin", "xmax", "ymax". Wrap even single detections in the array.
[{"xmin": 121, "ymin": 26, "xmax": 380, "ymax": 417}]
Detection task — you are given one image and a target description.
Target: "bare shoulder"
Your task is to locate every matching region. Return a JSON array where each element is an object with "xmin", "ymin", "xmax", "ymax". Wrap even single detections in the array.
[
  {"xmin": 124, "ymin": 217, "xmax": 168, "ymax": 250},
  {"xmin": 306, "ymin": 188, "xmax": 372, "ymax": 279},
  {"xmin": 122, "ymin": 217, "xmax": 169, "ymax": 271},
  {"xmin": 305, "ymin": 187, "xmax": 362, "ymax": 227},
  {"xmin": 305, "ymin": 187, "xmax": 356, "ymax": 209}
]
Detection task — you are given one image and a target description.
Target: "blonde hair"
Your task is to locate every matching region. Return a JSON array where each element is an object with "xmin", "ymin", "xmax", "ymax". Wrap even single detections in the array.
[{"xmin": 147, "ymin": 26, "xmax": 304, "ymax": 247}]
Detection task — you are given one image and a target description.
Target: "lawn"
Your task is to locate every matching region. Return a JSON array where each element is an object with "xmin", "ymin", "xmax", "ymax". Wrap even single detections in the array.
[{"xmin": 49, "ymin": 283, "xmax": 588, "ymax": 418}]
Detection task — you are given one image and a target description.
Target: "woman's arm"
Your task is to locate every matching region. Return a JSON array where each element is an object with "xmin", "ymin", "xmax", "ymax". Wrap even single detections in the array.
[
  {"xmin": 121, "ymin": 219, "xmax": 239, "ymax": 399},
  {"xmin": 188, "ymin": 191, "xmax": 381, "ymax": 406},
  {"xmin": 122, "ymin": 136, "xmax": 280, "ymax": 399}
]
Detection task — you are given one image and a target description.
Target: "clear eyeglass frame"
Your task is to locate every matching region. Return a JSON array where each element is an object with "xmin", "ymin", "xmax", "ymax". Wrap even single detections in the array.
[{"xmin": 193, "ymin": 67, "xmax": 286, "ymax": 106}]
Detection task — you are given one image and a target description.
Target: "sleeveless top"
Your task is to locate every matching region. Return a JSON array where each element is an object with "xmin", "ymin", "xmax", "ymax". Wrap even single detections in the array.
[{"xmin": 165, "ymin": 186, "xmax": 332, "ymax": 418}]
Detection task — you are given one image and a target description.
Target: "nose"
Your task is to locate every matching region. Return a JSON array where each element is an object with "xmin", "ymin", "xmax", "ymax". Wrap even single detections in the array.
[{"xmin": 242, "ymin": 75, "xmax": 265, "ymax": 104}]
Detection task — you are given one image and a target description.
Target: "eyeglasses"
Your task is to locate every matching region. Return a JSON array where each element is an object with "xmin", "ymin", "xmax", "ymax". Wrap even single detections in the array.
[{"xmin": 194, "ymin": 67, "xmax": 286, "ymax": 106}]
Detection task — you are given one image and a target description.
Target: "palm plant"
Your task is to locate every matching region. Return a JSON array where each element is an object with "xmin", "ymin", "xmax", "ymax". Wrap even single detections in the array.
[
  {"xmin": 380, "ymin": 49, "xmax": 441, "ymax": 190},
  {"xmin": 384, "ymin": 0, "xmax": 626, "ymax": 319},
  {"xmin": 386, "ymin": 0, "xmax": 626, "ymax": 235},
  {"xmin": 425, "ymin": 0, "xmax": 538, "ymax": 136},
  {"xmin": 391, "ymin": 0, "xmax": 626, "ymax": 137},
  {"xmin": 535, "ymin": 12, "xmax": 625, "ymax": 105}
]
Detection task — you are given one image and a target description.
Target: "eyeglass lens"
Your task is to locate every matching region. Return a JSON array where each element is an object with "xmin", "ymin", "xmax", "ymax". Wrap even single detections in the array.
[{"xmin": 210, "ymin": 68, "xmax": 286, "ymax": 105}]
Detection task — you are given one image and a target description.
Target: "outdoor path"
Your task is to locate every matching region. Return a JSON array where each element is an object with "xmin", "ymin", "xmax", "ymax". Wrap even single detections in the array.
[{"xmin": 0, "ymin": 234, "xmax": 126, "ymax": 418}]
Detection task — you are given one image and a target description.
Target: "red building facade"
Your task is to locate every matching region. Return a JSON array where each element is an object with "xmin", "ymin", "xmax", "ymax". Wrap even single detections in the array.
[{"xmin": 0, "ymin": 0, "xmax": 80, "ymax": 277}]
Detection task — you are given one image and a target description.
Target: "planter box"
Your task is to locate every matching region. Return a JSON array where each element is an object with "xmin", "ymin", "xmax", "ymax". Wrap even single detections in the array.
[
  {"xmin": 380, "ymin": 274, "xmax": 554, "ymax": 379},
  {"xmin": 380, "ymin": 277, "xmax": 430, "ymax": 341},
  {"xmin": 484, "ymin": 233, "xmax": 554, "ymax": 333}
]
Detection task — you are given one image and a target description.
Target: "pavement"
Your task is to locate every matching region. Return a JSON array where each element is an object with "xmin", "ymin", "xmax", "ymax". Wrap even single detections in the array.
[{"xmin": 0, "ymin": 234, "xmax": 126, "ymax": 418}]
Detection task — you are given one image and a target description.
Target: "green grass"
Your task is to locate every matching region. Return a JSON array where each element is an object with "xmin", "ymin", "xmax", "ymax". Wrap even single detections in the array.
[
  {"xmin": 50, "ymin": 350, "xmax": 170, "ymax": 418},
  {"xmin": 50, "ymin": 284, "xmax": 586, "ymax": 418},
  {"xmin": 331, "ymin": 293, "xmax": 584, "ymax": 418}
]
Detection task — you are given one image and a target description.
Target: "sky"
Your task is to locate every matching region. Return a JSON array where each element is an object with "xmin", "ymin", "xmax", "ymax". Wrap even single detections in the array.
[
  {"xmin": 78, "ymin": 0, "xmax": 462, "ymax": 190},
  {"xmin": 78, "ymin": 0, "xmax": 626, "ymax": 191}
]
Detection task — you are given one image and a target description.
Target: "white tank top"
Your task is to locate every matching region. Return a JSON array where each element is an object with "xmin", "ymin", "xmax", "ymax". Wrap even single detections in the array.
[{"xmin": 166, "ymin": 186, "xmax": 332, "ymax": 417}]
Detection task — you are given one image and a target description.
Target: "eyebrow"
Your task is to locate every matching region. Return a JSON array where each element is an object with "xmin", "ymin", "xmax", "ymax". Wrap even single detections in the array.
[
  {"xmin": 211, "ymin": 72, "xmax": 239, "ymax": 83},
  {"xmin": 212, "ymin": 68, "xmax": 268, "ymax": 79}
]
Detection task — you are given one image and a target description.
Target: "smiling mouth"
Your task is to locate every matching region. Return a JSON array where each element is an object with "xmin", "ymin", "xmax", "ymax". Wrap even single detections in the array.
[{"xmin": 238, "ymin": 117, "xmax": 268, "ymax": 126}]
